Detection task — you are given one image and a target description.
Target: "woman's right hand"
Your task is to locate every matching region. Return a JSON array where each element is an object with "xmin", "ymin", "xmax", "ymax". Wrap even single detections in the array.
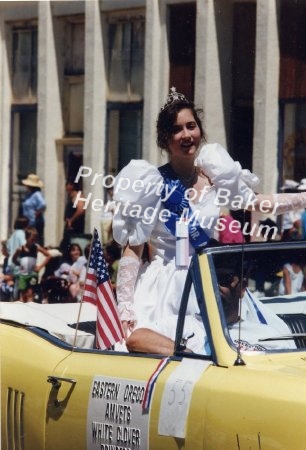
[{"xmin": 121, "ymin": 320, "xmax": 136, "ymax": 340}]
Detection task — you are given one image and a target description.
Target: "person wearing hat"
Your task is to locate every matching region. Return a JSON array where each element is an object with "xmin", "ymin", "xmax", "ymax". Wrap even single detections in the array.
[{"xmin": 21, "ymin": 174, "xmax": 46, "ymax": 245}]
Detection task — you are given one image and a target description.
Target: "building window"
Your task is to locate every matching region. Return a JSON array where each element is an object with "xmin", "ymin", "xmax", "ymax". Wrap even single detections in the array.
[
  {"xmin": 107, "ymin": 12, "xmax": 145, "ymax": 101},
  {"xmin": 9, "ymin": 106, "xmax": 37, "ymax": 227},
  {"xmin": 279, "ymin": 1, "xmax": 306, "ymax": 185},
  {"xmin": 63, "ymin": 17, "xmax": 85, "ymax": 135},
  {"xmin": 12, "ymin": 26, "xmax": 38, "ymax": 103},
  {"xmin": 64, "ymin": 18, "xmax": 85, "ymax": 76},
  {"xmin": 231, "ymin": 1, "xmax": 256, "ymax": 171},
  {"xmin": 168, "ymin": 3, "xmax": 196, "ymax": 101},
  {"xmin": 105, "ymin": 11, "xmax": 145, "ymax": 177},
  {"xmin": 63, "ymin": 76, "xmax": 84, "ymax": 135},
  {"xmin": 280, "ymin": 102, "xmax": 306, "ymax": 183},
  {"xmin": 279, "ymin": 0, "xmax": 306, "ymax": 99},
  {"xmin": 11, "ymin": 106, "xmax": 37, "ymax": 181},
  {"xmin": 106, "ymin": 103, "xmax": 143, "ymax": 176}
]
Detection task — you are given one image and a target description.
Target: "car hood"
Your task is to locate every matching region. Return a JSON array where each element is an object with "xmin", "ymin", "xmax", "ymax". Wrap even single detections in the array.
[{"xmin": 243, "ymin": 350, "xmax": 306, "ymax": 379}]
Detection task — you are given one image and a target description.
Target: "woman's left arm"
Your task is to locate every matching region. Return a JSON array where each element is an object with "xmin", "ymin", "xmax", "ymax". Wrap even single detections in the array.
[
  {"xmin": 197, "ymin": 143, "xmax": 306, "ymax": 216},
  {"xmin": 254, "ymin": 192, "xmax": 306, "ymax": 215}
]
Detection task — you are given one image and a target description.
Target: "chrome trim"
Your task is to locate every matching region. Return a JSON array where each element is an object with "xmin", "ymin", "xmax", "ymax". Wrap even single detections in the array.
[{"xmin": 6, "ymin": 387, "xmax": 25, "ymax": 450}]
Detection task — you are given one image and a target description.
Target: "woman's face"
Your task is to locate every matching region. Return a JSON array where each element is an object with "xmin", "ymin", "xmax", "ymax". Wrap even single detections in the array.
[
  {"xmin": 70, "ymin": 245, "xmax": 81, "ymax": 261},
  {"xmin": 27, "ymin": 233, "xmax": 38, "ymax": 245},
  {"xmin": 168, "ymin": 108, "xmax": 202, "ymax": 160}
]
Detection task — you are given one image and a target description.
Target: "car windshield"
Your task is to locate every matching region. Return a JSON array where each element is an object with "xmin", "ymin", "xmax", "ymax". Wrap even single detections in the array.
[{"xmin": 211, "ymin": 242, "xmax": 306, "ymax": 352}]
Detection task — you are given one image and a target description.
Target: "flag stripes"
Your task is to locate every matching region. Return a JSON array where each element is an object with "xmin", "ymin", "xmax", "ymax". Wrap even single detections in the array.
[{"xmin": 82, "ymin": 229, "xmax": 124, "ymax": 349}]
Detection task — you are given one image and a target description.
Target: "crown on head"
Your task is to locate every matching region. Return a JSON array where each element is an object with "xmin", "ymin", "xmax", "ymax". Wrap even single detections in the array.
[{"xmin": 160, "ymin": 87, "xmax": 189, "ymax": 111}]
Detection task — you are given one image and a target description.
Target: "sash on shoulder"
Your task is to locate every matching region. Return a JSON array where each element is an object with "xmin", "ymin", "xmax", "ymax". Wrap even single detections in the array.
[{"xmin": 158, "ymin": 164, "xmax": 210, "ymax": 249}]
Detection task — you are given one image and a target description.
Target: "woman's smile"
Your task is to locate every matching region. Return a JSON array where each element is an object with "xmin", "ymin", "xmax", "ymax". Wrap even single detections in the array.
[{"xmin": 169, "ymin": 108, "xmax": 202, "ymax": 158}]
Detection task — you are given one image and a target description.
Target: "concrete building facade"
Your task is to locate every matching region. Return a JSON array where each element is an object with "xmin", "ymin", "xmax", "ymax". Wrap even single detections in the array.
[{"xmin": 1, "ymin": 0, "xmax": 306, "ymax": 246}]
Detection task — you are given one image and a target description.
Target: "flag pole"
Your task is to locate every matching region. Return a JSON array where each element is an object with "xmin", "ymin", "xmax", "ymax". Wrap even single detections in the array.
[{"xmin": 72, "ymin": 229, "xmax": 96, "ymax": 348}]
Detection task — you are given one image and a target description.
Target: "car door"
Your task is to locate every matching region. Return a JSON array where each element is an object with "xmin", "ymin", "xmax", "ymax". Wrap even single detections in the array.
[
  {"xmin": 45, "ymin": 351, "xmax": 215, "ymax": 450},
  {"xmin": 45, "ymin": 257, "xmax": 214, "ymax": 450}
]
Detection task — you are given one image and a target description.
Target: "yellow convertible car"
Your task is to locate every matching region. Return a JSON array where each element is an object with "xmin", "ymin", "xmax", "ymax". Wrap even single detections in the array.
[{"xmin": 2, "ymin": 241, "xmax": 306, "ymax": 450}]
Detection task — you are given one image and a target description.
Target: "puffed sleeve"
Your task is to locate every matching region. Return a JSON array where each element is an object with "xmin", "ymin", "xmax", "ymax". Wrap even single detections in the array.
[
  {"xmin": 196, "ymin": 143, "xmax": 259, "ymax": 209},
  {"xmin": 112, "ymin": 160, "xmax": 163, "ymax": 246}
]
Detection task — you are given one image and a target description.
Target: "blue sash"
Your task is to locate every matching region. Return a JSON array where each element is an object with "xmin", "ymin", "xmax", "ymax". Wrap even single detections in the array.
[{"xmin": 158, "ymin": 164, "xmax": 210, "ymax": 249}]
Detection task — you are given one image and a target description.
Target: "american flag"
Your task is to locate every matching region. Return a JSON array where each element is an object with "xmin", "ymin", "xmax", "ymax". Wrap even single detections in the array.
[{"xmin": 82, "ymin": 228, "xmax": 124, "ymax": 349}]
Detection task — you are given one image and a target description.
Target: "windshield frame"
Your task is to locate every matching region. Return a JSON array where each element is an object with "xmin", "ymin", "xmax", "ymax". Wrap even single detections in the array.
[{"xmin": 202, "ymin": 241, "xmax": 306, "ymax": 355}]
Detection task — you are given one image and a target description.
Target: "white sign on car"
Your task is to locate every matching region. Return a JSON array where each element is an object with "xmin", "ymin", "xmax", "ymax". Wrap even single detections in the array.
[{"xmin": 87, "ymin": 376, "xmax": 148, "ymax": 450}]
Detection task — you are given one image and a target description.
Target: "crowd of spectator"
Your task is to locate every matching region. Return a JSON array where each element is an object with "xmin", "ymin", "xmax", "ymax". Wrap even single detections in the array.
[
  {"xmin": 0, "ymin": 218, "xmax": 121, "ymax": 304},
  {"xmin": 0, "ymin": 174, "xmax": 121, "ymax": 304}
]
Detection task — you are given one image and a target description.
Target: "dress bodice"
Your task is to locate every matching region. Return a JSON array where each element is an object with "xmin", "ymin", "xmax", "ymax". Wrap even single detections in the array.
[{"xmin": 112, "ymin": 143, "xmax": 258, "ymax": 259}]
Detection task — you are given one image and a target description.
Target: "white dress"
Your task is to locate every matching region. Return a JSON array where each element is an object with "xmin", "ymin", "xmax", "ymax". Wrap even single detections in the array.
[{"xmin": 112, "ymin": 143, "xmax": 259, "ymax": 353}]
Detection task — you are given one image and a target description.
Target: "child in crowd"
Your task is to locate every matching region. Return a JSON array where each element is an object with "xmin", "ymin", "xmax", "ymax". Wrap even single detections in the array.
[
  {"xmin": 0, "ymin": 240, "xmax": 15, "ymax": 301},
  {"xmin": 6, "ymin": 216, "xmax": 29, "ymax": 271},
  {"xmin": 12, "ymin": 227, "xmax": 50, "ymax": 302},
  {"xmin": 54, "ymin": 243, "xmax": 87, "ymax": 301}
]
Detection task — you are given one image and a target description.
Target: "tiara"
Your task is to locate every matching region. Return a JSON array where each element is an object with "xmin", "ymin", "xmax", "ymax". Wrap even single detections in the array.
[{"xmin": 160, "ymin": 87, "xmax": 189, "ymax": 111}]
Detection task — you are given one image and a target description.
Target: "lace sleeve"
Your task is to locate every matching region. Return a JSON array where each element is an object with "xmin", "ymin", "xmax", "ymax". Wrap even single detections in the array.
[
  {"xmin": 262, "ymin": 192, "xmax": 306, "ymax": 215},
  {"xmin": 116, "ymin": 256, "xmax": 140, "ymax": 322}
]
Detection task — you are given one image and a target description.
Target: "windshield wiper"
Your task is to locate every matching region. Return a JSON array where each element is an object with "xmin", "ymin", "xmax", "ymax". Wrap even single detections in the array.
[{"xmin": 259, "ymin": 334, "xmax": 306, "ymax": 341}]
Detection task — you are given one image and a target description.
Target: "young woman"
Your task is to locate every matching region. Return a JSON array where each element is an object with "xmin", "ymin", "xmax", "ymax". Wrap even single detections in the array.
[
  {"xmin": 54, "ymin": 243, "xmax": 87, "ymax": 301},
  {"xmin": 12, "ymin": 227, "xmax": 50, "ymax": 302},
  {"xmin": 112, "ymin": 88, "xmax": 306, "ymax": 355}
]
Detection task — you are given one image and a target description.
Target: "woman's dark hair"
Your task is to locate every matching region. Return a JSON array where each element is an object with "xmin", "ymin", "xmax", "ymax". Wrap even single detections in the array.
[
  {"xmin": 25, "ymin": 226, "xmax": 39, "ymax": 240},
  {"xmin": 69, "ymin": 243, "xmax": 83, "ymax": 255},
  {"xmin": 62, "ymin": 242, "xmax": 83, "ymax": 262},
  {"xmin": 156, "ymin": 99, "xmax": 206, "ymax": 151},
  {"xmin": 14, "ymin": 216, "xmax": 29, "ymax": 230}
]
